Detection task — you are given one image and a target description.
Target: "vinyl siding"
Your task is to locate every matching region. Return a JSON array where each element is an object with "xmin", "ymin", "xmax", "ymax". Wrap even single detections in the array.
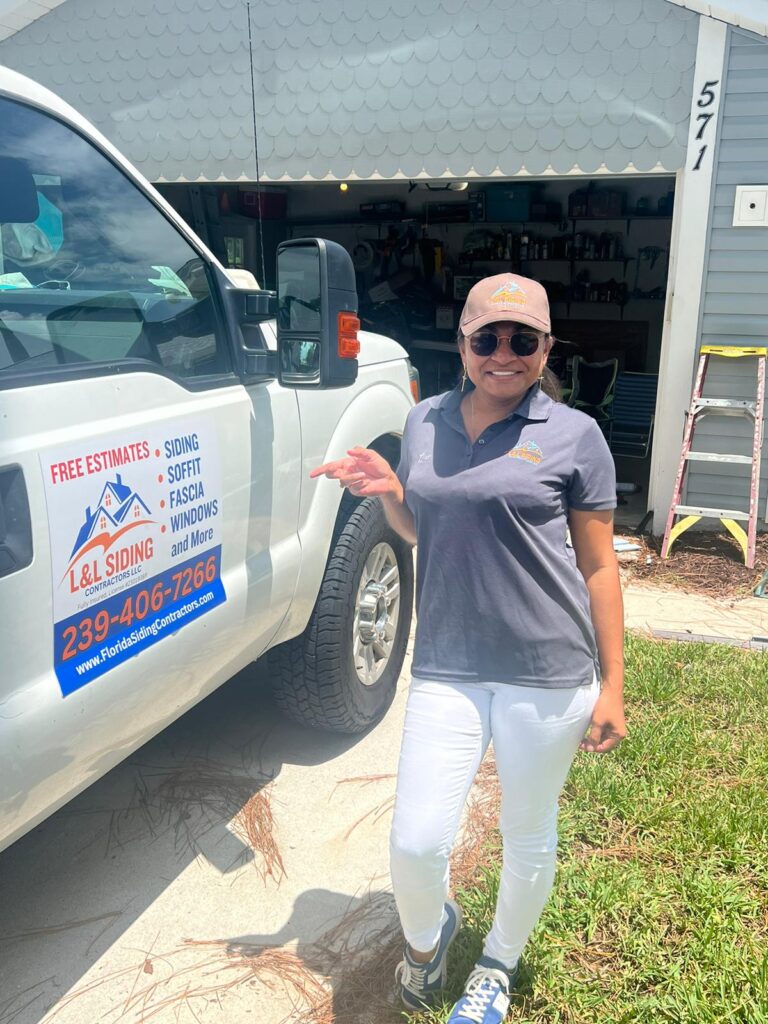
[{"xmin": 687, "ymin": 27, "xmax": 768, "ymax": 518}]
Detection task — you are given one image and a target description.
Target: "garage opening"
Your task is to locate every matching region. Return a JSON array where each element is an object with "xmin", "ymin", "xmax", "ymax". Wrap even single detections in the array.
[{"xmin": 159, "ymin": 176, "xmax": 676, "ymax": 524}]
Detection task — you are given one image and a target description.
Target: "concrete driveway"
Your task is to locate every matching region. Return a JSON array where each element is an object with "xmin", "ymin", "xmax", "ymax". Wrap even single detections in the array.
[
  {"xmin": 3, "ymin": 579, "xmax": 763, "ymax": 1024},
  {"xmin": 0, "ymin": 643, "xmax": 415, "ymax": 1024}
]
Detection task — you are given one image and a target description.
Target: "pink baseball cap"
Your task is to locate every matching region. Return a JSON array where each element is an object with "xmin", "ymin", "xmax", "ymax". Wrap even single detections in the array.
[{"xmin": 459, "ymin": 273, "xmax": 551, "ymax": 336}]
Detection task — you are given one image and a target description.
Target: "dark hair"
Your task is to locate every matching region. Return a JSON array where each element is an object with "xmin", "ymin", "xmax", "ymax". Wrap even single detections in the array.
[
  {"xmin": 456, "ymin": 331, "xmax": 562, "ymax": 403},
  {"xmin": 540, "ymin": 364, "xmax": 562, "ymax": 402}
]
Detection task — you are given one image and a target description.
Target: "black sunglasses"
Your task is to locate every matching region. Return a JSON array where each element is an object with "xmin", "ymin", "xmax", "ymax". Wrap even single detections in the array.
[{"xmin": 467, "ymin": 330, "xmax": 543, "ymax": 358}]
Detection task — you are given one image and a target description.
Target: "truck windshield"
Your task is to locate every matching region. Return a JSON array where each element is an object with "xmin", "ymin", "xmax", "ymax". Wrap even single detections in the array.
[{"xmin": 0, "ymin": 96, "xmax": 227, "ymax": 380}]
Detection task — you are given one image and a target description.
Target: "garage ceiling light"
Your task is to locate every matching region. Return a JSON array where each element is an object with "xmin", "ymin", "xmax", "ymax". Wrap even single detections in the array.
[{"xmin": 408, "ymin": 180, "xmax": 469, "ymax": 192}]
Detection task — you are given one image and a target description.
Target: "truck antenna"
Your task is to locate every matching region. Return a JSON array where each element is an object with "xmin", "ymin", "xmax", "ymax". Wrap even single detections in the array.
[{"xmin": 246, "ymin": 1, "xmax": 266, "ymax": 287}]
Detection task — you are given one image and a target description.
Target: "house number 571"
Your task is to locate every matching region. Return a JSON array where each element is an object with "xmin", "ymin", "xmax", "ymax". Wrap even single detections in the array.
[{"xmin": 692, "ymin": 79, "xmax": 720, "ymax": 171}]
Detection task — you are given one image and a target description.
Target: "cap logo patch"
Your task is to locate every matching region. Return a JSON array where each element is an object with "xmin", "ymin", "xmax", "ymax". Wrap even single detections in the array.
[
  {"xmin": 508, "ymin": 439, "xmax": 543, "ymax": 464},
  {"xmin": 491, "ymin": 281, "xmax": 527, "ymax": 307}
]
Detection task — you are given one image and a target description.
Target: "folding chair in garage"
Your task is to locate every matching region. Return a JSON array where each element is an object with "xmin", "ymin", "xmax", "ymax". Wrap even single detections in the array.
[{"xmin": 607, "ymin": 372, "xmax": 659, "ymax": 459}]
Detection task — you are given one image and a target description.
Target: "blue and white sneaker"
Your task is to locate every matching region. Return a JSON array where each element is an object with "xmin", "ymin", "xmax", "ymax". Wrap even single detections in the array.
[
  {"xmin": 446, "ymin": 956, "xmax": 514, "ymax": 1023},
  {"xmin": 395, "ymin": 899, "xmax": 463, "ymax": 1009}
]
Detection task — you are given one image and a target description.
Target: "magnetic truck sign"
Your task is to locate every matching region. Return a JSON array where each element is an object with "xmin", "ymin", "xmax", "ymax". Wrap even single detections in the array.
[{"xmin": 41, "ymin": 421, "xmax": 225, "ymax": 694}]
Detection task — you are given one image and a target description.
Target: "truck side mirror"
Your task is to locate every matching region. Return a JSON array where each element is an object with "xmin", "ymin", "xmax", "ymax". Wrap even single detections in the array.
[
  {"xmin": 0, "ymin": 157, "xmax": 39, "ymax": 223},
  {"xmin": 276, "ymin": 238, "xmax": 359, "ymax": 388}
]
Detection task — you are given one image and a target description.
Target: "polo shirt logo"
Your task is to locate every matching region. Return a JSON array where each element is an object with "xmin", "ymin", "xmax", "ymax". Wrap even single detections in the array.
[
  {"xmin": 508, "ymin": 440, "xmax": 543, "ymax": 464},
  {"xmin": 491, "ymin": 281, "xmax": 527, "ymax": 307}
]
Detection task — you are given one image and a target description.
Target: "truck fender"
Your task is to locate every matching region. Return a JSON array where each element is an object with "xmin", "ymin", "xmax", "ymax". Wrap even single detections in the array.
[{"xmin": 273, "ymin": 381, "xmax": 413, "ymax": 645}]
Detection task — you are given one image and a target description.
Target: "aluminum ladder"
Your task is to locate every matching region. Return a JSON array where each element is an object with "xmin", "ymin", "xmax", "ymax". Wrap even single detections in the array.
[{"xmin": 661, "ymin": 345, "xmax": 766, "ymax": 569}]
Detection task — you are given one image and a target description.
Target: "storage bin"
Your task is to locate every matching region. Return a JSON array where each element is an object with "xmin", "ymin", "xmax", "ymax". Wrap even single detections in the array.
[
  {"xmin": 359, "ymin": 200, "xmax": 405, "ymax": 219},
  {"xmin": 586, "ymin": 189, "xmax": 625, "ymax": 218},
  {"xmin": 483, "ymin": 183, "xmax": 532, "ymax": 222},
  {"xmin": 424, "ymin": 202, "xmax": 469, "ymax": 223}
]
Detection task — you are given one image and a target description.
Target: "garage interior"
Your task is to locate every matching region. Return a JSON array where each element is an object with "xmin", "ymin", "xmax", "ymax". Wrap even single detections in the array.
[{"xmin": 159, "ymin": 176, "xmax": 676, "ymax": 525}]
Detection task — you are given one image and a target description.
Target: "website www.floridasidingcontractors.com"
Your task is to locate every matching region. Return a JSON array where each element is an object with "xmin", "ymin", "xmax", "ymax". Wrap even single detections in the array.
[{"xmin": 73, "ymin": 591, "xmax": 216, "ymax": 676}]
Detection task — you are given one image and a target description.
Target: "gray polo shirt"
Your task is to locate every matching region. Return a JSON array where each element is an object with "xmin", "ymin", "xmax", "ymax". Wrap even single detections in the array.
[{"xmin": 397, "ymin": 383, "xmax": 617, "ymax": 689}]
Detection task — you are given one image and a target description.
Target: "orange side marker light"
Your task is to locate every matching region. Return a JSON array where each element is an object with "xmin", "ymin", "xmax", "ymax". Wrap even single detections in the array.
[{"xmin": 338, "ymin": 312, "xmax": 361, "ymax": 359}]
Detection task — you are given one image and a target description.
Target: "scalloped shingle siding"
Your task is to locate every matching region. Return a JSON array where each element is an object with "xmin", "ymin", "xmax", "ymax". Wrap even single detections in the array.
[{"xmin": 0, "ymin": 0, "xmax": 699, "ymax": 182}]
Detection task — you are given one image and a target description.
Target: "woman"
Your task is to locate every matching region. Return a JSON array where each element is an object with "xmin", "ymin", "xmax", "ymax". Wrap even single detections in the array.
[{"xmin": 311, "ymin": 273, "xmax": 626, "ymax": 1024}]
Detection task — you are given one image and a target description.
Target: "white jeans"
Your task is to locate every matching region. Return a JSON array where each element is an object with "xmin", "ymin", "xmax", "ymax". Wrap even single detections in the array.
[{"xmin": 389, "ymin": 675, "xmax": 600, "ymax": 969}]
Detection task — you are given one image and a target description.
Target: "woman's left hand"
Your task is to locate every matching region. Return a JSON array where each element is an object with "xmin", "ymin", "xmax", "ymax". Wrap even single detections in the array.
[{"xmin": 579, "ymin": 689, "xmax": 626, "ymax": 754}]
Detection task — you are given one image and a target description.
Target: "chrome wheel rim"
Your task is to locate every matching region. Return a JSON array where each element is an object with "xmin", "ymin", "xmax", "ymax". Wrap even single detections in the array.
[{"xmin": 353, "ymin": 542, "xmax": 401, "ymax": 686}]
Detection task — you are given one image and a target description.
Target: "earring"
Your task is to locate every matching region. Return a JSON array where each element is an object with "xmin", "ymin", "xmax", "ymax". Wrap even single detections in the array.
[{"xmin": 460, "ymin": 366, "xmax": 468, "ymax": 392}]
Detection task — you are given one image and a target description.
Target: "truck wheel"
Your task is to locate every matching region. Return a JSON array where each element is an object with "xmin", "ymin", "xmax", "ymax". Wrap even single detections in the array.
[{"xmin": 269, "ymin": 497, "xmax": 414, "ymax": 734}]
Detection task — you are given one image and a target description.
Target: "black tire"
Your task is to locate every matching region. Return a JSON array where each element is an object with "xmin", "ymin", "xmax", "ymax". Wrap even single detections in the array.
[{"xmin": 269, "ymin": 497, "xmax": 414, "ymax": 733}]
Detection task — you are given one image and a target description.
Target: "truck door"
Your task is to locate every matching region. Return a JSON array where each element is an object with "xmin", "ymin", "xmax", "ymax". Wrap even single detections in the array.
[{"xmin": 0, "ymin": 93, "xmax": 298, "ymax": 849}]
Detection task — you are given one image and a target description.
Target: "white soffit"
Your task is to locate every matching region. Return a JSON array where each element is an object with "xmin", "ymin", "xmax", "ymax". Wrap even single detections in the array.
[
  {"xmin": 665, "ymin": 0, "xmax": 768, "ymax": 36},
  {"xmin": 0, "ymin": 0, "xmax": 67, "ymax": 42}
]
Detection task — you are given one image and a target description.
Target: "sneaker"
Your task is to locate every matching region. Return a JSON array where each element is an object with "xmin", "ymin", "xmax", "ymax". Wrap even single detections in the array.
[
  {"xmin": 395, "ymin": 899, "xmax": 463, "ymax": 1009},
  {"xmin": 446, "ymin": 956, "xmax": 514, "ymax": 1023}
]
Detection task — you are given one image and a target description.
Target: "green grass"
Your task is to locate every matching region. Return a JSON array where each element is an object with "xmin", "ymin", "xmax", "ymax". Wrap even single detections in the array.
[{"xmin": 409, "ymin": 636, "xmax": 768, "ymax": 1024}]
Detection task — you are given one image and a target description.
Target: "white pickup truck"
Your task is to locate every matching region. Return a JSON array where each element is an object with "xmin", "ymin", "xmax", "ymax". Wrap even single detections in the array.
[{"xmin": 0, "ymin": 66, "xmax": 416, "ymax": 853}]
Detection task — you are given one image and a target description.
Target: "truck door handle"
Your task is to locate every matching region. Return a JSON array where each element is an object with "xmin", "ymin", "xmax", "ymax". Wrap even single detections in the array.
[{"xmin": 0, "ymin": 465, "xmax": 33, "ymax": 579}]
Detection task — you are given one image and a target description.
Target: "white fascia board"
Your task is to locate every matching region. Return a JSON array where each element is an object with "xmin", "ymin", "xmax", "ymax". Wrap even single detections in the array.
[
  {"xmin": 0, "ymin": 0, "xmax": 63, "ymax": 17},
  {"xmin": 665, "ymin": 0, "xmax": 768, "ymax": 36},
  {"xmin": 0, "ymin": 0, "xmax": 66, "ymax": 40}
]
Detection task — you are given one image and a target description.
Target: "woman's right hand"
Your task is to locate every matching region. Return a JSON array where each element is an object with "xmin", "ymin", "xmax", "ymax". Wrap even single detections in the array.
[{"xmin": 310, "ymin": 446, "xmax": 398, "ymax": 498}]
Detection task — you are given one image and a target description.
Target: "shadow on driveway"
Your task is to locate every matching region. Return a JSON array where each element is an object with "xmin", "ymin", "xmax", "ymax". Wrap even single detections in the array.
[{"xmin": 0, "ymin": 662, "xmax": 369, "ymax": 1024}]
